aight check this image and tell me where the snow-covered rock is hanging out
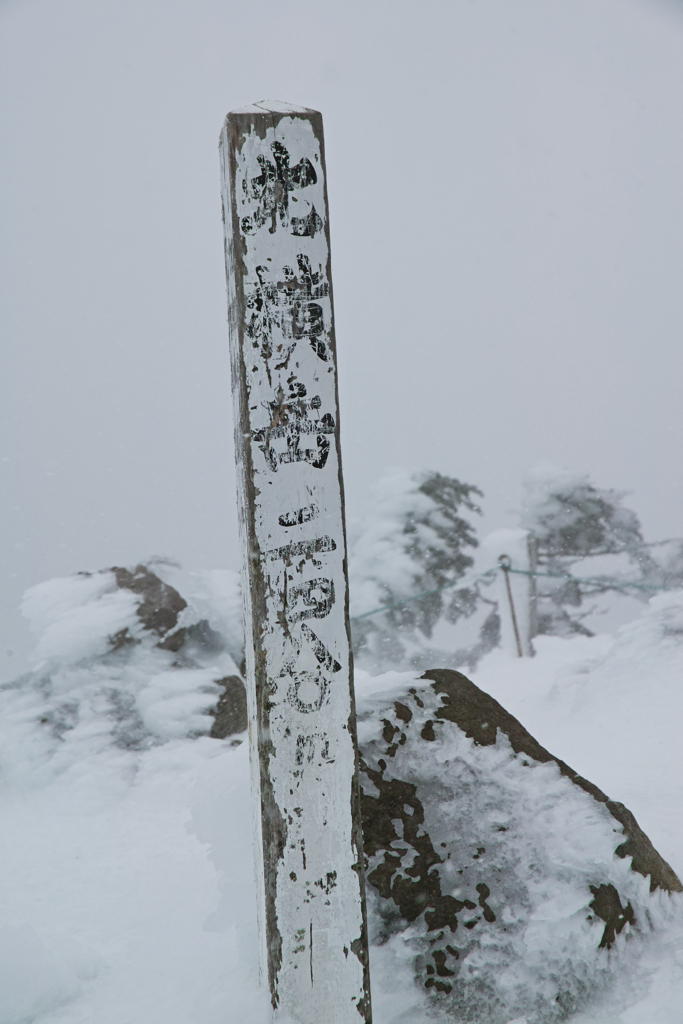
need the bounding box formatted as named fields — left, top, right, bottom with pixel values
left=356, top=667, right=682, bottom=1024
left=1, top=565, right=246, bottom=789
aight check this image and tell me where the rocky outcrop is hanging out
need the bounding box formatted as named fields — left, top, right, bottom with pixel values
left=16, top=565, right=248, bottom=757
left=110, top=565, right=248, bottom=740
left=111, top=564, right=228, bottom=659
left=356, top=668, right=681, bottom=1023
left=422, top=669, right=681, bottom=895
left=113, top=564, right=188, bottom=640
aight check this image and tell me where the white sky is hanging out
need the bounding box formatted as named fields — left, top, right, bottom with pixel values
left=2, top=0, right=683, bottom=679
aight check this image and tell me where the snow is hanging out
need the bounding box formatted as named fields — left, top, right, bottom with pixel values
left=22, top=574, right=143, bottom=668
left=1, top=576, right=682, bottom=1023
left=0, top=738, right=265, bottom=1024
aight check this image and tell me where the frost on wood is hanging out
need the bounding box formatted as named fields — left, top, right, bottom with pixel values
left=356, top=668, right=681, bottom=1024
left=220, top=103, right=370, bottom=1022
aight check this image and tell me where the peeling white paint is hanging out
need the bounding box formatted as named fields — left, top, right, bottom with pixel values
left=220, top=107, right=370, bottom=1023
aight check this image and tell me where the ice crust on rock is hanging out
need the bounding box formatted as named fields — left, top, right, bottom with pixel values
left=355, top=668, right=682, bottom=1024
left=2, top=565, right=247, bottom=786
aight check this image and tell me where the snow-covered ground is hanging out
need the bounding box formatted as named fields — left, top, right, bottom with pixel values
left=1, top=582, right=682, bottom=1023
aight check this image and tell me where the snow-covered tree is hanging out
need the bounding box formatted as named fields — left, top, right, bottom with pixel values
left=520, top=467, right=667, bottom=636
left=643, top=538, right=683, bottom=593
left=349, top=469, right=496, bottom=672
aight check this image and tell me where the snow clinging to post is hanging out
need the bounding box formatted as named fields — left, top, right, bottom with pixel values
left=219, top=102, right=371, bottom=1023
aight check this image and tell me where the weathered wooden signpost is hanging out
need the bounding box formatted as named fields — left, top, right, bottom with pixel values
left=219, top=102, right=372, bottom=1023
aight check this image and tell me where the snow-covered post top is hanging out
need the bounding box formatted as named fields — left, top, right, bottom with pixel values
left=219, top=102, right=371, bottom=1024
left=481, top=529, right=537, bottom=657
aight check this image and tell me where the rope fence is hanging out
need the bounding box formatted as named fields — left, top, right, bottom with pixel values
left=349, top=561, right=668, bottom=624
left=349, top=567, right=498, bottom=622
left=504, top=566, right=662, bottom=592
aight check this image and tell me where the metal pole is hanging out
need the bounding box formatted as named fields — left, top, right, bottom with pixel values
left=499, top=555, right=523, bottom=658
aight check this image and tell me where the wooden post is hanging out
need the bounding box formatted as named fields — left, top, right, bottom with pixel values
left=219, top=102, right=371, bottom=1024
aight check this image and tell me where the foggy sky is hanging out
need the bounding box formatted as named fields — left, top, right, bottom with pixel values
left=2, top=0, right=683, bottom=679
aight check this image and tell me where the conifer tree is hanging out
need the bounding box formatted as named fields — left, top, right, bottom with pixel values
left=520, top=467, right=667, bottom=635
left=349, top=469, right=494, bottom=671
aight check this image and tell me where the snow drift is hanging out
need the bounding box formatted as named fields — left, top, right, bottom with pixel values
left=1, top=567, right=682, bottom=1023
